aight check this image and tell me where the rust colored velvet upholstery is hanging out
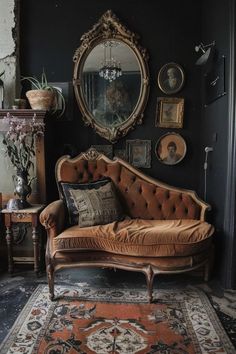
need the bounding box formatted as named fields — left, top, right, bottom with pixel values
left=40, top=149, right=215, bottom=302
left=53, top=219, right=214, bottom=257
left=57, top=159, right=202, bottom=221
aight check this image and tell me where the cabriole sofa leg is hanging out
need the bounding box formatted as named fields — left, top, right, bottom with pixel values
left=204, top=247, right=214, bottom=281
left=145, top=267, right=155, bottom=303
left=204, top=260, right=210, bottom=282
left=47, top=263, right=55, bottom=301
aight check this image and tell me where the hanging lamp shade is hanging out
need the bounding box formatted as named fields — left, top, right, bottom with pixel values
left=195, top=41, right=215, bottom=66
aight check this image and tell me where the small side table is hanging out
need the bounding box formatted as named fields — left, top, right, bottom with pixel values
left=2, top=204, right=44, bottom=276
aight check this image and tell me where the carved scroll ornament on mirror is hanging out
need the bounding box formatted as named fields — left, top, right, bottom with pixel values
left=73, top=10, right=149, bottom=143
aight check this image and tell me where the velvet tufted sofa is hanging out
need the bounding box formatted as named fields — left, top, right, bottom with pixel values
left=40, top=148, right=214, bottom=302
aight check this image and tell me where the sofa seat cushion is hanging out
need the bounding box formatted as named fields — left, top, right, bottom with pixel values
left=53, top=219, right=214, bottom=257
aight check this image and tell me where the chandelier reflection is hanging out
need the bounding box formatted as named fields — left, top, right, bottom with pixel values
left=99, top=41, right=122, bottom=82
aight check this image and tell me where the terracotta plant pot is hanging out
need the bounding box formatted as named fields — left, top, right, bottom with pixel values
left=26, top=89, right=54, bottom=110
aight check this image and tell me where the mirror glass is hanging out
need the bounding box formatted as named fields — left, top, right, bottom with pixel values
left=82, top=40, right=141, bottom=128
left=73, top=10, right=149, bottom=142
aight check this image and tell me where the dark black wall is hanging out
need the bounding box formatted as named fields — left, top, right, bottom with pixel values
left=19, top=0, right=235, bottom=286
left=199, top=0, right=234, bottom=287
left=20, top=0, right=202, bottom=189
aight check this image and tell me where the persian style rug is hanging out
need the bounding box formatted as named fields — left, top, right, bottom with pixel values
left=0, top=285, right=235, bottom=354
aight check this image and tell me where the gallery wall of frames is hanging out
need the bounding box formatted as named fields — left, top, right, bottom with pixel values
left=71, top=10, right=188, bottom=170
left=90, top=59, right=186, bottom=168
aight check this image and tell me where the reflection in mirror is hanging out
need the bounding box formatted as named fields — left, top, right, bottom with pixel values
left=73, top=10, right=149, bottom=142
left=82, top=40, right=141, bottom=128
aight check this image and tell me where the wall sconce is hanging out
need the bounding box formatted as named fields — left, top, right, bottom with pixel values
left=195, top=41, right=215, bottom=66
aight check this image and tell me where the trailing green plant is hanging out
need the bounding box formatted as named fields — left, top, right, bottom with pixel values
left=21, top=71, right=66, bottom=117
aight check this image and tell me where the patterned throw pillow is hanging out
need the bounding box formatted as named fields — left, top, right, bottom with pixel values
left=60, top=178, right=123, bottom=227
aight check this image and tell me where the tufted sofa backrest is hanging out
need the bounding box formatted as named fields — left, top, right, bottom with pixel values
left=56, top=149, right=210, bottom=221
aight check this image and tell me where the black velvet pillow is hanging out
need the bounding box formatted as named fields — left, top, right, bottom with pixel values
left=60, top=178, right=123, bottom=227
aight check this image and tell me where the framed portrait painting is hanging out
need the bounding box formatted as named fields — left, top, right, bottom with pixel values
left=156, top=97, right=184, bottom=128
left=126, top=139, right=151, bottom=168
left=158, top=62, right=185, bottom=95
left=155, top=132, right=186, bottom=165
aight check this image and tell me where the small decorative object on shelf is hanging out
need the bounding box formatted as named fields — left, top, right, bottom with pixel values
left=2, top=113, right=45, bottom=209
left=14, top=98, right=27, bottom=109
left=0, top=70, right=4, bottom=109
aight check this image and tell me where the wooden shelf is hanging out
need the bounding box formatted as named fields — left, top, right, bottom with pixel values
left=0, top=109, right=47, bottom=120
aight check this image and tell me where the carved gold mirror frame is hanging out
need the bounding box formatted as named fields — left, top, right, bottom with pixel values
left=73, top=10, right=149, bottom=143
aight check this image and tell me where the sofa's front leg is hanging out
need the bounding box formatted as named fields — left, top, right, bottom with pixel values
left=145, top=266, right=155, bottom=303
left=47, top=261, right=55, bottom=301
left=204, top=246, right=214, bottom=281
left=204, top=260, right=210, bottom=282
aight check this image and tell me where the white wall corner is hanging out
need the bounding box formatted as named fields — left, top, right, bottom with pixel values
left=0, top=0, right=20, bottom=108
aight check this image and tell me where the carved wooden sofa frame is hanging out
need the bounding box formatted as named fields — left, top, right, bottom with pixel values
left=40, top=148, right=214, bottom=302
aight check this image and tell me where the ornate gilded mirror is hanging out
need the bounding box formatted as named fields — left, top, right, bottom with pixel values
left=73, top=10, right=149, bottom=142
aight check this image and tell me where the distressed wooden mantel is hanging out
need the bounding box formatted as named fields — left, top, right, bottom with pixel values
left=0, top=109, right=47, bottom=120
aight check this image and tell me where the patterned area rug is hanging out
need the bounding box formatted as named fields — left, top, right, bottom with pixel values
left=210, top=290, right=236, bottom=348
left=0, top=285, right=235, bottom=354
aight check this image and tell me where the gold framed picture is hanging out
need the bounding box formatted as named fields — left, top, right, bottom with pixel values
left=157, top=62, right=185, bottom=94
left=126, top=139, right=151, bottom=168
left=155, top=97, right=184, bottom=128
left=155, top=132, right=187, bottom=165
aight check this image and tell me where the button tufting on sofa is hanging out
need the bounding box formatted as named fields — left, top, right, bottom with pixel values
left=40, top=148, right=215, bottom=303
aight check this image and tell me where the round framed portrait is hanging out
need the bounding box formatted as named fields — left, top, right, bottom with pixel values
left=157, top=62, right=185, bottom=94
left=155, top=132, right=187, bottom=165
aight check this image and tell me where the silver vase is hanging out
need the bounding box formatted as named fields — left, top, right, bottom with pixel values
left=13, top=169, right=32, bottom=209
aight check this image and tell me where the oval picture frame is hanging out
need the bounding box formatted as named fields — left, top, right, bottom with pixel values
left=157, top=62, right=185, bottom=94
left=155, top=132, right=187, bottom=165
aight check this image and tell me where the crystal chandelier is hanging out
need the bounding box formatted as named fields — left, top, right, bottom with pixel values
left=99, top=41, right=122, bottom=82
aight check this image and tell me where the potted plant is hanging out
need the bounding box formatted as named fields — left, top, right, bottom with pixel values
left=21, top=71, right=66, bottom=116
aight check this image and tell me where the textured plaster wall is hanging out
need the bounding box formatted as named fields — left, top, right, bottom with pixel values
left=0, top=0, right=19, bottom=108
left=0, top=0, right=19, bottom=192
